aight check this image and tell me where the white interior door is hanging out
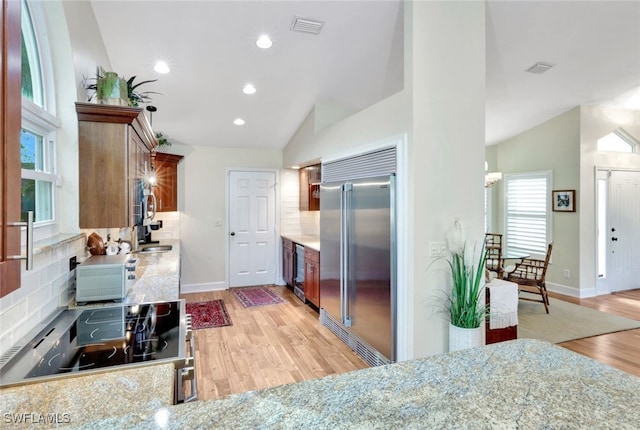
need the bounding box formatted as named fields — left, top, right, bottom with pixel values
left=228, top=170, right=277, bottom=287
left=608, top=170, right=640, bottom=292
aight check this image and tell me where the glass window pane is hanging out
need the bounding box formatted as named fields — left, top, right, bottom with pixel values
left=21, top=32, right=34, bottom=100
left=21, top=0, right=43, bottom=106
left=21, top=128, right=44, bottom=170
left=21, top=179, right=53, bottom=222
left=504, top=172, right=551, bottom=258
left=596, top=178, right=607, bottom=278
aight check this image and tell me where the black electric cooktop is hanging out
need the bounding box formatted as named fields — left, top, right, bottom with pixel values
left=0, top=300, right=186, bottom=387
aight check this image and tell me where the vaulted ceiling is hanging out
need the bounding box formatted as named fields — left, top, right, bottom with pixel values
left=90, top=0, right=640, bottom=150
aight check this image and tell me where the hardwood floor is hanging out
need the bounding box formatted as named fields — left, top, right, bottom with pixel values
left=181, top=286, right=368, bottom=401
left=551, top=289, right=640, bottom=378
left=181, top=287, right=640, bottom=402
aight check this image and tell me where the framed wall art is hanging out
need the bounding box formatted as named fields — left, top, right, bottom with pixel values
left=552, top=190, right=576, bottom=212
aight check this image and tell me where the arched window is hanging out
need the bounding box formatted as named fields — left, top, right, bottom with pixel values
left=20, top=0, right=60, bottom=237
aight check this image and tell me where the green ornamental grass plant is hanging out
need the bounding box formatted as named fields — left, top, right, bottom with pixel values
left=447, top=243, right=488, bottom=329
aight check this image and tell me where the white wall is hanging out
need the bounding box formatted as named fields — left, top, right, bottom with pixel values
left=283, top=1, right=486, bottom=359
left=491, top=105, right=640, bottom=298
left=409, top=1, right=485, bottom=358
left=62, top=0, right=112, bottom=103
left=493, top=108, right=581, bottom=293
left=0, top=0, right=102, bottom=355
left=579, top=105, right=640, bottom=296
left=177, top=146, right=282, bottom=291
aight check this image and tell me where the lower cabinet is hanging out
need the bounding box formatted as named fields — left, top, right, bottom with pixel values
left=304, top=248, right=320, bottom=307
left=282, top=239, right=295, bottom=287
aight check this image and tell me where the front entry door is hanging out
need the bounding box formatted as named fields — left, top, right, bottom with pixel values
left=608, top=170, right=640, bottom=292
left=228, top=170, right=277, bottom=287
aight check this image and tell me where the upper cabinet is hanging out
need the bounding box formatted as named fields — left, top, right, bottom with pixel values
left=76, top=103, right=156, bottom=228
left=152, top=152, right=183, bottom=212
left=299, top=164, right=321, bottom=211
left=1, top=0, right=23, bottom=297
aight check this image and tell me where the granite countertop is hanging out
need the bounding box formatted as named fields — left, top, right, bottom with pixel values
left=282, top=234, right=320, bottom=252
left=126, top=239, right=181, bottom=303
left=69, top=239, right=181, bottom=308
left=0, top=363, right=175, bottom=429
left=71, top=339, right=640, bottom=429
left=0, top=240, right=183, bottom=428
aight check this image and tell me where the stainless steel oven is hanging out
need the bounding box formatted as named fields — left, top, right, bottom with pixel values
left=175, top=314, right=197, bottom=403
left=0, top=300, right=197, bottom=404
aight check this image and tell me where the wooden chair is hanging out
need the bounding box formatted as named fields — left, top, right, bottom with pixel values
left=484, top=233, right=504, bottom=280
left=507, top=243, right=553, bottom=313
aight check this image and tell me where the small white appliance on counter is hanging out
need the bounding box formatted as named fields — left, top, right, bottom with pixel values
left=75, top=254, right=136, bottom=303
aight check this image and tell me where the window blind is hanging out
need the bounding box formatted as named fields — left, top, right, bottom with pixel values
left=504, top=172, right=551, bottom=258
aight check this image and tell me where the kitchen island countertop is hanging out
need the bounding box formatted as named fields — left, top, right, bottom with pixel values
left=71, top=339, right=640, bottom=429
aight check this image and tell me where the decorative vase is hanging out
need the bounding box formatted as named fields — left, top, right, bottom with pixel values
left=97, top=72, right=128, bottom=106
left=449, top=323, right=483, bottom=352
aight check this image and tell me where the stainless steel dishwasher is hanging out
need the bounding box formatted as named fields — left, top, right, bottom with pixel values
left=294, top=243, right=305, bottom=302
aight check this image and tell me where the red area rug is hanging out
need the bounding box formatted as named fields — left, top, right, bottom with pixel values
left=186, top=299, right=232, bottom=330
left=232, top=286, right=285, bottom=308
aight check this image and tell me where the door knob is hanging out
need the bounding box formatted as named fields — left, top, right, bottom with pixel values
left=611, top=227, right=616, bottom=232
left=230, top=232, right=235, bottom=236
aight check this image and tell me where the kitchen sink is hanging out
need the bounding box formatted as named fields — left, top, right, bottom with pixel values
left=134, top=245, right=173, bottom=253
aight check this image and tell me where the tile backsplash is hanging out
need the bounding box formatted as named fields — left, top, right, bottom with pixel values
left=0, top=234, right=85, bottom=355
left=280, top=169, right=320, bottom=236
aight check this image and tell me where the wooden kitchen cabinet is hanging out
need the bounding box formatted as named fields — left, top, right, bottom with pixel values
left=76, top=102, right=156, bottom=228
left=299, top=164, right=321, bottom=211
left=1, top=0, right=23, bottom=297
left=152, top=152, right=183, bottom=212
left=282, top=238, right=295, bottom=287
left=304, top=248, right=320, bottom=307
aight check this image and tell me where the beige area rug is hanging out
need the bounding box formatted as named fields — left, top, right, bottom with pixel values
left=517, top=296, right=640, bottom=343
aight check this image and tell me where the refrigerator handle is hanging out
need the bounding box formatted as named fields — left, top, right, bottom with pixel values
left=343, top=182, right=352, bottom=328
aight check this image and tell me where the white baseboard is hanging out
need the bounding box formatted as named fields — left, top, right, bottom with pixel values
left=546, top=282, right=597, bottom=298
left=180, top=281, right=227, bottom=294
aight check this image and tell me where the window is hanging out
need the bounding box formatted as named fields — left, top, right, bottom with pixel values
left=504, top=171, right=552, bottom=259
left=597, top=128, right=638, bottom=153
left=596, top=171, right=608, bottom=279
left=20, top=0, right=59, bottom=230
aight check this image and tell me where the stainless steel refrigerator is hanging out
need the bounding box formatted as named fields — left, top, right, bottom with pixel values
left=320, top=175, right=396, bottom=366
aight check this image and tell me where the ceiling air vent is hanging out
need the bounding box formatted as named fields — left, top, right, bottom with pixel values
left=290, top=16, right=325, bottom=35
left=525, top=62, right=555, bottom=74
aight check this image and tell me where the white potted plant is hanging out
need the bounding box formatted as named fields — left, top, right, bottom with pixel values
left=445, top=223, right=488, bottom=352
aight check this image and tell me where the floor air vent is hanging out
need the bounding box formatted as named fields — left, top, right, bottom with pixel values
left=320, top=308, right=392, bottom=367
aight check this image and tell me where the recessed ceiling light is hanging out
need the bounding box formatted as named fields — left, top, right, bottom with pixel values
left=256, top=35, right=272, bottom=49
left=154, top=61, right=170, bottom=74
left=243, top=84, right=256, bottom=95
left=233, top=118, right=245, bottom=126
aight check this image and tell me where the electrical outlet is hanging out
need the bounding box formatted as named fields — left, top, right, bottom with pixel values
left=69, top=256, right=77, bottom=272
left=429, top=242, right=447, bottom=257
left=563, top=269, right=570, bottom=278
